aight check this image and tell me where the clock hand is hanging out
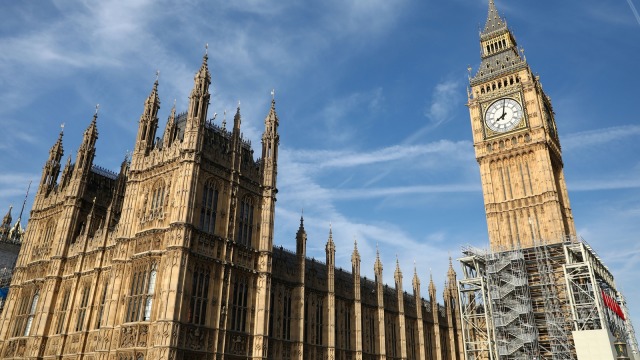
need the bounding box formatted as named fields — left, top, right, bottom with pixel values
left=497, top=112, right=507, bottom=121
left=501, top=99, right=506, bottom=118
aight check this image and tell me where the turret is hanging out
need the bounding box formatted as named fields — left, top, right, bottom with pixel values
left=1, top=206, right=12, bottom=231
left=162, top=102, right=177, bottom=148
left=374, top=246, right=383, bottom=283
left=261, top=97, right=279, bottom=189
left=183, top=52, right=210, bottom=151
left=135, top=79, right=160, bottom=154
left=296, top=215, right=307, bottom=281
left=351, top=238, right=361, bottom=275
left=39, top=128, right=64, bottom=193
left=413, top=265, right=427, bottom=360
left=325, top=225, right=336, bottom=267
left=74, top=110, right=98, bottom=180
left=394, top=257, right=403, bottom=289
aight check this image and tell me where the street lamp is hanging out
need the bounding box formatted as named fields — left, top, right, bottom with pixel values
left=614, top=332, right=630, bottom=360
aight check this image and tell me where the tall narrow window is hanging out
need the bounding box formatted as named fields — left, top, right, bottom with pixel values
left=200, top=181, right=219, bottom=234
left=268, top=291, right=275, bottom=336
left=344, top=305, right=351, bottom=349
left=189, top=266, right=210, bottom=325
left=56, top=289, right=71, bottom=334
left=150, top=182, right=165, bottom=216
left=230, top=277, right=249, bottom=332
left=95, top=281, right=109, bottom=329
left=143, top=266, right=157, bottom=321
left=237, top=198, right=254, bottom=247
left=76, top=285, right=90, bottom=331
left=23, top=292, right=39, bottom=336
left=315, top=298, right=323, bottom=345
left=125, top=262, right=158, bottom=322
left=283, top=290, right=292, bottom=340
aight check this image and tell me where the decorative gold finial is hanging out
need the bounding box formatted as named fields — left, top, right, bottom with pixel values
left=205, top=43, right=209, bottom=55
left=95, top=104, right=100, bottom=115
left=271, top=89, right=275, bottom=101
left=60, top=123, right=65, bottom=132
left=155, top=70, right=160, bottom=82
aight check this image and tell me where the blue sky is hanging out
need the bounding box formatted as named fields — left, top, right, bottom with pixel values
left=1, top=0, right=639, bottom=324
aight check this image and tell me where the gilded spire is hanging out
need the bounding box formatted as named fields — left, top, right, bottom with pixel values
left=483, top=0, right=506, bottom=34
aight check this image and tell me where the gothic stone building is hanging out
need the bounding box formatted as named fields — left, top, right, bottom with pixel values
left=0, top=54, right=464, bottom=360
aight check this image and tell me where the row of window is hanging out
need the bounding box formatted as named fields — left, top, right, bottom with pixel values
left=199, top=181, right=255, bottom=247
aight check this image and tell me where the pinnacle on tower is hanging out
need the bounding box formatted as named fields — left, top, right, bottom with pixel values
left=483, top=0, right=507, bottom=35
left=374, top=243, right=383, bottom=277
left=412, top=262, right=421, bottom=289
left=394, top=255, right=403, bottom=282
left=1, top=205, right=12, bottom=229
left=429, top=271, right=436, bottom=297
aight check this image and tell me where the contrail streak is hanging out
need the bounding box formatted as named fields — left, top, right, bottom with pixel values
left=627, top=0, right=640, bottom=25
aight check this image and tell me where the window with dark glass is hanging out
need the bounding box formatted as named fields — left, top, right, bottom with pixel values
left=56, top=289, right=71, bottom=334
left=315, top=298, right=323, bottom=345
left=189, top=266, right=210, bottom=325
left=200, top=182, right=219, bottom=234
left=95, top=281, right=109, bottom=329
left=237, top=198, right=254, bottom=247
left=283, top=290, right=292, bottom=340
left=230, top=277, right=249, bottom=332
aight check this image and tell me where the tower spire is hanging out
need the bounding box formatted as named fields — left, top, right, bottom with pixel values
left=483, top=0, right=506, bottom=35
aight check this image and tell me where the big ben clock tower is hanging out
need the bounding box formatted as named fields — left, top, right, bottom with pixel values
left=468, top=0, right=576, bottom=250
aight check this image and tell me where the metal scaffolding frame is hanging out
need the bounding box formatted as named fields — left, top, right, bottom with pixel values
left=530, top=242, right=574, bottom=360
left=485, top=249, right=539, bottom=360
left=459, top=246, right=496, bottom=360
left=619, top=292, right=640, bottom=359
left=459, top=238, right=640, bottom=360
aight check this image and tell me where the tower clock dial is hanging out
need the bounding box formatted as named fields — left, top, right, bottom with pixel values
left=485, top=98, right=524, bottom=133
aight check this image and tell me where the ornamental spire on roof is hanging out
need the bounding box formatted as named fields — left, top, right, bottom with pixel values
left=483, top=0, right=507, bottom=34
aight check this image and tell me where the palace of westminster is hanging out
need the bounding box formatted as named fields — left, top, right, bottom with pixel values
left=0, top=1, right=638, bottom=360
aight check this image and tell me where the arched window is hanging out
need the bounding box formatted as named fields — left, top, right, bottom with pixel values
left=23, top=291, right=39, bottom=336
left=55, top=288, right=71, bottom=334
left=75, top=284, right=91, bottom=331
left=125, top=262, right=158, bottom=322
left=150, top=181, right=166, bottom=216
left=230, top=276, right=249, bottom=332
left=200, top=181, right=219, bottom=234
left=189, top=266, right=210, bottom=325
left=237, top=197, right=254, bottom=247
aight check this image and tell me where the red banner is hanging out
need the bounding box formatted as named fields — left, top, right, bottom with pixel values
left=601, top=289, right=625, bottom=320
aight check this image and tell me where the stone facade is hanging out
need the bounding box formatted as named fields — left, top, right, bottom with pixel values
left=0, top=53, right=463, bottom=360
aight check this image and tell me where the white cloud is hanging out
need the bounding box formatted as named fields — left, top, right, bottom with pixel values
left=563, top=125, right=640, bottom=151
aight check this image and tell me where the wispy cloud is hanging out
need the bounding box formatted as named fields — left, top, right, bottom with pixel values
left=627, top=0, right=640, bottom=26
left=563, top=125, right=640, bottom=151
left=290, top=140, right=471, bottom=169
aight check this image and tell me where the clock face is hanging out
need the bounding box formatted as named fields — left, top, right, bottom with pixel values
left=485, top=98, right=524, bottom=133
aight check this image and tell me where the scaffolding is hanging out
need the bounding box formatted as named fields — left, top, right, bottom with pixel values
left=619, top=292, right=640, bottom=359
left=459, top=246, right=496, bottom=360
left=530, top=242, right=574, bottom=360
left=485, top=249, right=539, bottom=359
